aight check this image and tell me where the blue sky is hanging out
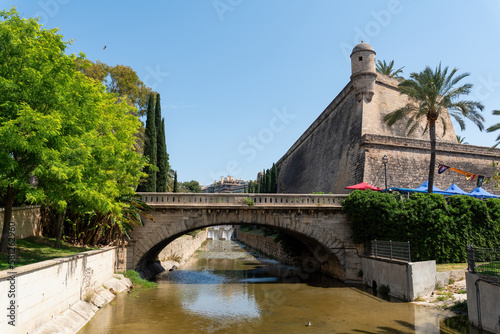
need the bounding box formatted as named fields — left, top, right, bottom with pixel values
left=6, top=1, right=500, bottom=185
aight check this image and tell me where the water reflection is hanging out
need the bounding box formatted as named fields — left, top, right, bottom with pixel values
left=78, top=240, right=466, bottom=334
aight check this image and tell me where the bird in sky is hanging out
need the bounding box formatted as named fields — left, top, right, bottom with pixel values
left=103, top=45, right=107, bottom=50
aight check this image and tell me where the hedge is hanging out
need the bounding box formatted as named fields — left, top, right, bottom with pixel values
left=342, top=190, right=500, bottom=263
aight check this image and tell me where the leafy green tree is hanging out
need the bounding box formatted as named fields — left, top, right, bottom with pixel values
left=0, top=8, right=74, bottom=252
left=0, top=8, right=147, bottom=250
left=138, top=93, right=157, bottom=192
left=76, top=60, right=152, bottom=116
left=181, top=180, right=202, bottom=193
left=376, top=60, right=404, bottom=78
left=155, top=94, right=169, bottom=192
left=383, top=64, right=484, bottom=193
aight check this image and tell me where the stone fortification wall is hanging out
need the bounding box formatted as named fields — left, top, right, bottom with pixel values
left=0, top=206, right=41, bottom=239
left=277, top=73, right=499, bottom=194
left=238, top=232, right=294, bottom=264
left=0, top=247, right=124, bottom=334
left=363, top=134, right=500, bottom=193
left=158, top=229, right=208, bottom=266
left=277, top=84, right=366, bottom=194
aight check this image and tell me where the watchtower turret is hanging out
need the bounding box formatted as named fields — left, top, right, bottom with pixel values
left=350, top=42, right=377, bottom=102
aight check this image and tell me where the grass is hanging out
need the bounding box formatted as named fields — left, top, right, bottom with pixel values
left=436, top=263, right=468, bottom=272
left=0, top=236, right=97, bottom=271
left=475, top=261, right=500, bottom=276
left=122, top=270, right=157, bottom=288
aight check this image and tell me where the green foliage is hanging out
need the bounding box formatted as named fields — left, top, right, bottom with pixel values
left=0, top=236, right=95, bottom=270
left=243, top=198, right=255, bottom=206
left=180, top=180, right=202, bottom=193
left=156, top=106, right=169, bottom=192
left=124, top=270, right=158, bottom=288
left=0, top=9, right=148, bottom=251
left=138, top=93, right=157, bottom=192
left=343, top=190, right=500, bottom=263
left=173, top=171, right=178, bottom=193
left=376, top=60, right=404, bottom=78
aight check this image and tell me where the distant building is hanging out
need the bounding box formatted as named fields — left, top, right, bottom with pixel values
left=203, top=176, right=248, bottom=193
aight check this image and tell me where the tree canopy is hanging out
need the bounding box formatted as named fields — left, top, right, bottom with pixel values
left=0, top=8, right=147, bottom=251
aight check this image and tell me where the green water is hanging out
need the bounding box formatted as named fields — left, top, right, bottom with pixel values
left=78, top=240, right=467, bottom=333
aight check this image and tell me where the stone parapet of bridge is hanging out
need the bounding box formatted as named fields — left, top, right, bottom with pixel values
left=137, top=192, right=347, bottom=208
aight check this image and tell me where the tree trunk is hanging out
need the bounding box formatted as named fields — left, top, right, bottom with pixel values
left=54, top=208, right=67, bottom=248
left=428, top=120, right=437, bottom=194
left=0, top=186, right=16, bottom=254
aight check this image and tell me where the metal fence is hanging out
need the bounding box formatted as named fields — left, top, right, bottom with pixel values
left=370, top=240, right=411, bottom=262
left=467, top=245, right=500, bottom=276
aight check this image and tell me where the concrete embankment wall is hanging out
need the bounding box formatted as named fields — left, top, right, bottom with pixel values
left=466, top=272, right=500, bottom=334
left=0, top=206, right=41, bottom=239
left=361, top=256, right=436, bottom=301
left=0, top=247, right=121, bottom=334
left=158, top=229, right=208, bottom=267
left=238, top=232, right=294, bottom=264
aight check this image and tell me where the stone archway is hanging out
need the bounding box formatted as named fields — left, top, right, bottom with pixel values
left=127, top=204, right=362, bottom=282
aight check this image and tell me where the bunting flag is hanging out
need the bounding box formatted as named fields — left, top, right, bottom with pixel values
left=477, top=175, right=485, bottom=187
left=438, top=163, right=493, bottom=183
left=449, top=167, right=474, bottom=178
left=438, top=164, right=450, bottom=174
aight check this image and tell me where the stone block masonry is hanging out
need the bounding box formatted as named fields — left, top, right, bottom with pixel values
left=238, top=232, right=294, bottom=265
left=0, top=206, right=41, bottom=239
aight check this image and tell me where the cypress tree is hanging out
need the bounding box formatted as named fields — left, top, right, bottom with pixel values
left=138, top=93, right=156, bottom=192
left=173, top=170, right=178, bottom=193
left=155, top=93, right=169, bottom=192
left=266, top=169, right=271, bottom=193
left=271, top=163, right=278, bottom=193
left=261, top=169, right=267, bottom=193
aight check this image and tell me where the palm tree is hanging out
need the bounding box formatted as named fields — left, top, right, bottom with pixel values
left=486, top=110, right=500, bottom=148
left=376, top=60, right=404, bottom=78
left=384, top=64, right=484, bottom=193
left=456, top=135, right=469, bottom=144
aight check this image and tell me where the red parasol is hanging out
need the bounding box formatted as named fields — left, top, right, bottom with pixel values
left=345, top=182, right=383, bottom=191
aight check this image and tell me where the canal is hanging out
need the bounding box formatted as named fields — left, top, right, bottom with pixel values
left=79, top=240, right=462, bottom=333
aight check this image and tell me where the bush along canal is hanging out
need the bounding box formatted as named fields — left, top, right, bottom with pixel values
left=78, top=240, right=469, bottom=333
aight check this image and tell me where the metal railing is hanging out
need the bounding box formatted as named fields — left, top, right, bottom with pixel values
left=370, top=240, right=411, bottom=262
left=467, top=245, right=500, bottom=276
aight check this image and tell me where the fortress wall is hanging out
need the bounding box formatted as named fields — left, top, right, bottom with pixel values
left=277, top=85, right=366, bottom=194
left=362, top=135, right=500, bottom=193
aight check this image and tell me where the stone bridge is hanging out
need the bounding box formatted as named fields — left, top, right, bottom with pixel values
left=122, top=193, right=363, bottom=282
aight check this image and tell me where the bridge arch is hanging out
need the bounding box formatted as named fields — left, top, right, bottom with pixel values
left=128, top=193, right=362, bottom=282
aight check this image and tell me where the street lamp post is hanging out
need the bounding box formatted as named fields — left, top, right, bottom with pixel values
left=382, top=155, right=388, bottom=190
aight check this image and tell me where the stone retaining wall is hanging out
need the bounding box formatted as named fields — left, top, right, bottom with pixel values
left=158, top=229, right=208, bottom=267
left=361, top=256, right=436, bottom=301
left=238, top=231, right=294, bottom=264
left=466, top=272, right=500, bottom=333
left=0, top=247, right=120, bottom=334
left=0, top=206, right=41, bottom=239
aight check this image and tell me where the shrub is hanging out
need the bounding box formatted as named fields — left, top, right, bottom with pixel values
left=342, top=191, right=500, bottom=263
